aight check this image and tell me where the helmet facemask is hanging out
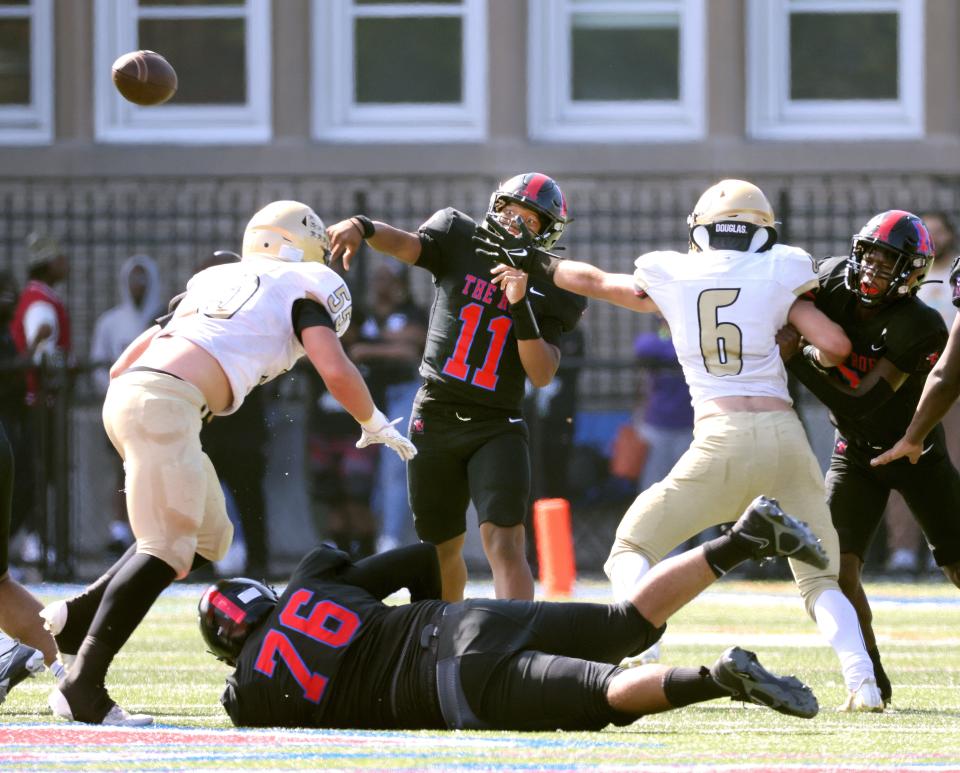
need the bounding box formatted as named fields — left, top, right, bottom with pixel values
left=487, top=173, right=569, bottom=251
left=198, top=578, right=279, bottom=666
left=844, top=210, right=934, bottom=307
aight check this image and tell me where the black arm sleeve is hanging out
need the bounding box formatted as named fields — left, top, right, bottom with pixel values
left=788, top=352, right=896, bottom=420
left=338, top=543, right=442, bottom=602
left=292, top=298, right=336, bottom=344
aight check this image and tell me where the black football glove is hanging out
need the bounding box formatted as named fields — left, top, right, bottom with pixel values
left=473, top=213, right=536, bottom=269
left=472, top=214, right=561, bottom=280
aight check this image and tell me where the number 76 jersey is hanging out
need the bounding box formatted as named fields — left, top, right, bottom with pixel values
left=633, top=244, right=819, bottom=409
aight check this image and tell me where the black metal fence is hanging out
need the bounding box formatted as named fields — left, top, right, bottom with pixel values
left=3, top=173, right=958, bottom=578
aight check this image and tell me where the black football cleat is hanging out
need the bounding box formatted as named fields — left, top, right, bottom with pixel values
left=0, top=636, right=45, bottom=704
left=710, top=646, right=819, bottom=719
left=730, top=496, right=829, bottom=569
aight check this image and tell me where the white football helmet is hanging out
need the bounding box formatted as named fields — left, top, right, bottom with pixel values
left=241, top=201, right=331, bottom=265
left=687, top=179, right=778, bottom=253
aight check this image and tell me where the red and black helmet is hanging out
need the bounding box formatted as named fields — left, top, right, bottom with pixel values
left=488, top=173, right=570, bottom=250
left=198, top=578, right=278, bottom=666
left=845, top=210, right=935, bottom=307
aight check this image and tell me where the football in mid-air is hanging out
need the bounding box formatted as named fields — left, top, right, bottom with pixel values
left=111, top=50, right=178, bottom=106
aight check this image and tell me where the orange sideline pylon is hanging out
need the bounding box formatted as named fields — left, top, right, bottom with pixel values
left=533, top=498, right=576, bottom=597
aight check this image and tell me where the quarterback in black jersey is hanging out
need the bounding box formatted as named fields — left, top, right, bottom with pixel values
left=780, top=210, right=960, bottom=706
left=201, top=496, right=831, bottom=730
left=327, top=174, right=585, bottom=601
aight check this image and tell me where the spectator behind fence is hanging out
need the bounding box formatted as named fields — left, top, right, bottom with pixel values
left=0, top=272, right=44, bottom=548
left=9, top=233, right=71, bottom=566
left=89, top=254, right=164, bottom=557
left=633, top=318, right=694, bottom=494
left=0, top=269, right=69, bottom=701
left=528, top=325, right=584, bottom=503
left=348, top=262, right=428, bottom=552
left=306, top=262, right=380, bottom=560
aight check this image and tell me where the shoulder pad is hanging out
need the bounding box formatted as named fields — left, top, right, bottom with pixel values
left=419, top=208, right=476, bottom=239
left=300, top=265, right=353, bottom=337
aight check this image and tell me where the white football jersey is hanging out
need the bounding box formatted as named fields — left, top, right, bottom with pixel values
left=161, top=256, right=352, bottom=415
left=633, top=244, right=818, bottom=408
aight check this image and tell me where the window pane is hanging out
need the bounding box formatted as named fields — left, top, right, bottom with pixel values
left=790, top=12, right=898, bottom=100
left=139, top=18, right=246, bottom=104
left=355, top=17, right=461, bottom=103
left=571, top=13, right=679, bottom=101
left=138, top=1, right=241, bottom=6
left=0, top=18, right=29, bottom=105
left=355, top=1, right=460, bottom=5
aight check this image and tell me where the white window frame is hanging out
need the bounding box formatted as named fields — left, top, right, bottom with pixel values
left=528, top=0, right=705, bottom=143
left=747, top=0, right=924, bottom=140
left=0, top=0, right=53, bottom=145
left=312, top=0, right=487, bottom=143
left=94, top=0, right=271, bottom=145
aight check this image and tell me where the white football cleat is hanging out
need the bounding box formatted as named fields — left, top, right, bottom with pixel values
left=838, top=677, right=884, bottom=712
left=49, top=687, right=153, bottom=727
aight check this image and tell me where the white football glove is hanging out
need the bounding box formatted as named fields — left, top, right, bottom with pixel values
left=357, top=409, right=417, bottom=461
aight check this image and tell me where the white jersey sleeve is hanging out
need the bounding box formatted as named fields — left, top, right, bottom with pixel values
left=164, top=257, right=353, bottom=414
left=632, top=244, right=818, bottom=408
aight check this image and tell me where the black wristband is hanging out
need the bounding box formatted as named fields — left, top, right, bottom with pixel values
left=509, top=297, right=542, bottom=340
left=352, top=215, right=376, bottom=239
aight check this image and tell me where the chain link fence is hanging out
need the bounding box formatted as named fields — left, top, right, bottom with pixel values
left=2, top=173, right=958, bottom=578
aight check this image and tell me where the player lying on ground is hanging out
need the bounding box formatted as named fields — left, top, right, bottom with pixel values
left=200, top=496, right=825, bottom=730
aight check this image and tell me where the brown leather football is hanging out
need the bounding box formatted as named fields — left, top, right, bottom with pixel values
left=111, top=50, right=178, bottom=106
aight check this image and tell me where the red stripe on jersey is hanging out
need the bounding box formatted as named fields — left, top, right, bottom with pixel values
left=210, top=590, right=246, bottom=623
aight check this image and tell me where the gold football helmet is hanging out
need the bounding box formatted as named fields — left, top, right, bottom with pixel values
left=688, top=180, right=777, bottom=253
left=241, top=201, right=331, bottom=265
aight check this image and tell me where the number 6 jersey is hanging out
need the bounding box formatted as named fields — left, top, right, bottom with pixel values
left=161, top=256, right=352, bottom=415
left=633, top=244, right=819, bottom=409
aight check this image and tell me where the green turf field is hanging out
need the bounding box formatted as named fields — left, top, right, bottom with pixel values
left=2, top=578, right=959, bottom=771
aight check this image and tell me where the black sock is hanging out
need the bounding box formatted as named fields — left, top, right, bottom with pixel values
left=867, top=646, right=892, bottom=702
left=58, top=543, right=138, bottom=655
left=189, top=552, right=211, bottom=573
left=702, top=532, right=755, bottom=577
left=67, top=553, right=176, bottom=690
left=662, top=666, right=730, bottom=707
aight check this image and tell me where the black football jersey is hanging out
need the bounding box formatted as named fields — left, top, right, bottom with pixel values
left=813, top=256, right=948, bottom=447
left=415, top=208, right=586, bottom=412
left=221, top=545, right=446, bottom=729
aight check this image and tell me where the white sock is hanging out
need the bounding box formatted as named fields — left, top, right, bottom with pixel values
left=49, top=660, right=67, bottom=681
left=607, top=552, right=651, bottom=603
left=813, top=589, right=874, bottom=690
